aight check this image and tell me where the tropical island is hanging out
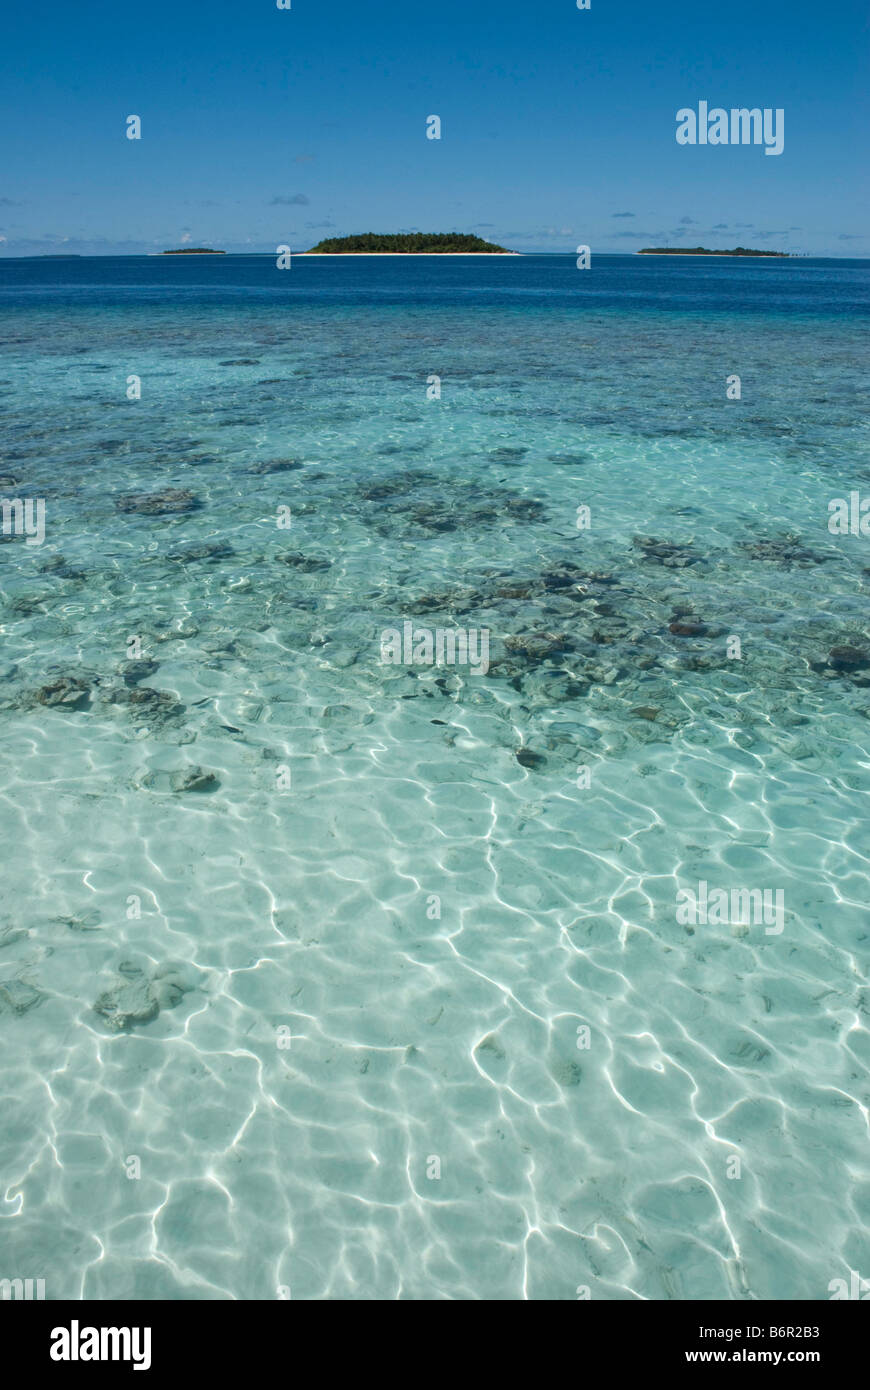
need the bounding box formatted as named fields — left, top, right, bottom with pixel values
left=638, top=246, right=789, bottom=257
left=304, top=232, right=514, bottom=254
left=161, top=247, right=226, bottom=255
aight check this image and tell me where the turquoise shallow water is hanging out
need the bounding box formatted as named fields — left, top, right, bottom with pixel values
left=0, top=253, right=868, bottom=1300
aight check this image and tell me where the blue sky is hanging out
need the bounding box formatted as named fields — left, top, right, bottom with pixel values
left=1, top=0, right=866, bottom=255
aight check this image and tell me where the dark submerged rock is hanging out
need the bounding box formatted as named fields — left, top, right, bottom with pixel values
left=516, top=748, right=547, bottom=770
left=739, top=535, right=828, bottom=567
left=547, top=453, right=590, bottom=466
left=167, top=541, right=235, bottom=563
left=119, top=659, right=159, bottom=686
left=488, top=446, right=529, bottom=462
left=35, top=676, right=91, bottom=709
left=0, top=978, right=44, bottom=1016
left=116, top=488, right=199, bottom=515
left=277, top=552, right=332, bottom=572
left=248, top=459, right=302, bottom=474
left=633, top=535, right=697, bottom=568
left=828, top=645, right=870, bottom=670
left=93, top=960, right=195, bottom=1033
left=505, top=631, right=572, bottom=662
left=169, top=765, right=220, bottom=793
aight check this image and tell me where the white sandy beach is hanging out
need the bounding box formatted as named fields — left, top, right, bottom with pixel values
left=299, top=251, right=522, bottom=256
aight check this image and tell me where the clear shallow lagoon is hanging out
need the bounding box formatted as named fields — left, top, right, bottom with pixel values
left=0, top=253, right=868, bottom=1300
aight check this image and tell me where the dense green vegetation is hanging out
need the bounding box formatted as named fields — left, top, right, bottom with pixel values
left=638, top=246, right=788, bottom=257
left=162, top=247, right=226, bottom=254
left=305, top=232, right=511, bottom=254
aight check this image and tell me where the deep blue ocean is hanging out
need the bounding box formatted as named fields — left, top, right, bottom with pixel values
left=4, top=249, right=869, bottom=310
left=0, top=252, right=868, bottom=1300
